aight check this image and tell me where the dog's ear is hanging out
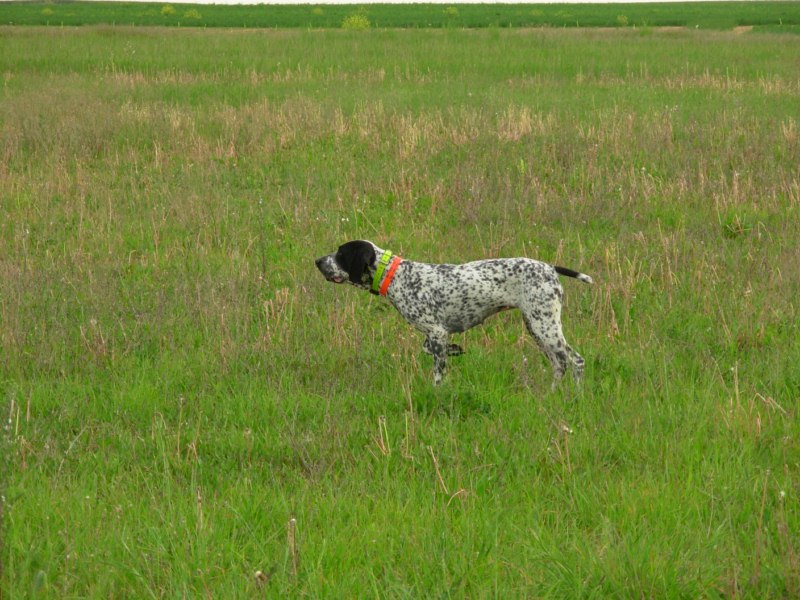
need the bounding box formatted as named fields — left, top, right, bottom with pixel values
left=336, top=241, right=376, bottom=284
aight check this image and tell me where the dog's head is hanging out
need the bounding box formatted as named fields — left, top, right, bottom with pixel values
left=315, top=240, right=378, bottom=291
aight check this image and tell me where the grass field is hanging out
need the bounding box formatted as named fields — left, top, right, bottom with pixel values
left=1, top=1, right=800, bottom=30
left=1, top=22, right=799, bottom=598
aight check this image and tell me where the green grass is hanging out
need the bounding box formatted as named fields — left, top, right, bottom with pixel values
left=2, top=24, right=800, bottom=597
left=1, top=1, right=799, bottom=30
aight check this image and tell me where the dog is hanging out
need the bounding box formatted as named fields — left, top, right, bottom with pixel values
left=315, top=240, right=592, bottom=387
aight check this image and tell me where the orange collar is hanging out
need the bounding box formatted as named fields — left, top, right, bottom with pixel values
left=378, top=255, right=402, bottom=296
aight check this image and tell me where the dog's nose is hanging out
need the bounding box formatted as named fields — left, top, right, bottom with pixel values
left=315, top=256, right=325, bottom=268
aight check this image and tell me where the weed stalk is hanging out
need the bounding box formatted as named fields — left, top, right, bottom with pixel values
left=429, top=446, right=448, bottom=495
left=287, top=517, right=299, bottom=580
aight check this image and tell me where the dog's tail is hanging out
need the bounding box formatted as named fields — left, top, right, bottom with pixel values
left=554, top=265, right=594, bottom=285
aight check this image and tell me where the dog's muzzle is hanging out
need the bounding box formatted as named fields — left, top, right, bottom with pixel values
left=315, top=255, right=345, bottom=283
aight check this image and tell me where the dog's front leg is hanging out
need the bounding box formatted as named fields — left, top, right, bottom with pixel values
left=423, top=331, right=449, bottom=385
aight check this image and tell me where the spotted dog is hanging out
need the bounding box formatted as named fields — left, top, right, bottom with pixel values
left=315, top=240, right=593, bottom=387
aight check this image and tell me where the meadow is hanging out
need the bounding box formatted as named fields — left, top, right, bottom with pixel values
left=1, top=1, right=799, bottom=30
left=1, top=23, right=799, bottom=597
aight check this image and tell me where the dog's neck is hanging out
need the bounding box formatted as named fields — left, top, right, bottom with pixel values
left=370, top=249, right=403, bottom=296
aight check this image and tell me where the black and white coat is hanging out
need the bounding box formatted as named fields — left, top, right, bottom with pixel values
left=315, top=240, right=592, bottom=387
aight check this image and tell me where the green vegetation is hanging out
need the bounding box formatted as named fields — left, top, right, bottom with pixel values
left=0, top=1, right=799, bottom=30
left=1, top=23, right=799, bottom=597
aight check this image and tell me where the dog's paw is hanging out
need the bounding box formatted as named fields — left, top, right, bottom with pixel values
left=447, top=344, right=465, bottom=356
left=422, top=341, right=464, bottom=356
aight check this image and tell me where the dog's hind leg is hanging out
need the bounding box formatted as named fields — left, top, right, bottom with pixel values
left=521, top=312, right=570, bottom=388
left=565, top=344, right=585, bottom=381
